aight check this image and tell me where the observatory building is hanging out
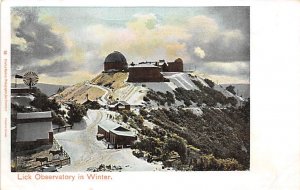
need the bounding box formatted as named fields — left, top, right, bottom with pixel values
left=102, top=51, right=184, bottom=82
left=127, top=64, right=165, bottom=82
left=103, top=51, right=128, bottom=72
left=164, top=58, right=183, bottom=72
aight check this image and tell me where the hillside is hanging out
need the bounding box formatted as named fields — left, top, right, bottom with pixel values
left=51, top=82, right=105, bottom=104
left=52, top=71, right=249, bottom=171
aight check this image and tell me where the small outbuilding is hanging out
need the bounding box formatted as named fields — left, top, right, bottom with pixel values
left=98, top=120, right=137, bottom=148
left=108, top=101, right=130, bottom=111
left=16, top=111, right=53, bottom=151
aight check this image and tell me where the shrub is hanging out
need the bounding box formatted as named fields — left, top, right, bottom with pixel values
left=122, top=114, right=129, bottom=123
left=67, top=103, right=87, bottom=125
left=226, top=85, right=236, bottom=95
left=52, top=112, right=66, bottom=126
left=145, top=90, right=175, bottom=106
left=139, top=109, right=148, bottom=117
left=164, top=135, right=187, bottom=161
left=204, top=78, right=215, bottom=88
left=192, top=154, right=243, bottom=171
left=143, top=96, right=150, bottom=102
left=30, top=89, right=60, bottom=112
left=134, top=137, right=162, bottom=156
left=84, top=101, right=101, bottom=110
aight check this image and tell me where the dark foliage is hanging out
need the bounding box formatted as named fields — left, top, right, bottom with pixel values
left=148, top=108, right=250, bottom=169
left=133, top=137, right=163, bottom=156
left=146, top=90, right=175, bottom=106
left=164, top=135, right=187, bottom=161
left=239, top=98, right=250, bottom=123
left=30, top=88, right=60, bottom=112
left=67, top=103, right=87, bottom=125
left=52, top=111, right=66, bottom=126
left=225, top=85, right=236, bottom=95
left=192, top=154, right=242, bottom=171
left=84, top=101, right=101, bottom=110
left=204, top=78, right=215, bottom=88
left=190, top=80, right=237, bottom=107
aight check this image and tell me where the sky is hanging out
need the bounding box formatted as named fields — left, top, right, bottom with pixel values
left=11, top=7, right=250, bottom=85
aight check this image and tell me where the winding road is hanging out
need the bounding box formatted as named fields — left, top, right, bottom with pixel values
left=54, top=110, right=163, bottom=171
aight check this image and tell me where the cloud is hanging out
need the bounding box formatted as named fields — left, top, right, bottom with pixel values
left=203, top=61, right=249, bottom=75
left=185, top=15, right=248, bottom=62
left=11, top=8, right=249, bottom=84
left=194, top=47, right=206, bottom=59
left=189, top=61, right=250, bottom=84
left=36, top=60, right=79, bottom=77
left=11, top=8, right=66, bottom=76
left=38, top=71, right=94, bottom=85
left=187, top=15, right=219, bottom=44
left=84, top=14, right=190, bottom=63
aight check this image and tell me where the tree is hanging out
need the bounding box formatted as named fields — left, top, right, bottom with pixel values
left=122, top=114, right=129, bottom=123
left=52, top=111, right=66, bottom=126
left=31, top=88, right=60, bottom=112
left=67, top=103, right=87, bottom=125
left=226, top=85, right=236, bottom=95
left=84, top=101, right=101, bottom=110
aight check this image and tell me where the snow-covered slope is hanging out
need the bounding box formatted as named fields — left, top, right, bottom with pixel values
left=163, top=72, right=198, bottom=90
left=54, top=110, right=164, bottom=171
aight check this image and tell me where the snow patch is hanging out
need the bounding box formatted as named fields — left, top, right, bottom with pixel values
left=164, top=73, right=198, bottom=90
left=183, top=107, right=203, bottom=116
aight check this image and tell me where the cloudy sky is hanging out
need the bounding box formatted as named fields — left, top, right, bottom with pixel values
left=11, top=7, right=249, bottom=85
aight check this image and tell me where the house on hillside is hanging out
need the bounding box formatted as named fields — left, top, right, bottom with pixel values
left=97, top=120, right=136, bottom=148
left=108, top=101, right=130, bottom=111
left=16, top=111, right=53, bottom=151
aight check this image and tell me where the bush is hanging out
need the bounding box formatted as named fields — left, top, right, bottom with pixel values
left=226, top=85, right=236, bottom=95
left=30, top=89, right=60, bottom=112
left=192, top=154, right=243, bottom=171
left=143, top=96, right=150, bottom=102
left=164, top=135, right=187, bottom=161
left=145, top=90, right=175, bottom=106
left=52, top=112, right=66, bottom=126
left=204, top=78, right=215, bottom=88
left=133, top=137, right=162, bottom=156
left=122, top=114, right=129, bottom=123
left=84, top=101, right=101, bottom=110
left=67, top=103, right=87, bottom=125
left=139, top=109, right=148, bottom=117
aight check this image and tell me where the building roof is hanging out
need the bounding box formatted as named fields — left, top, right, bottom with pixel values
left=17, top=111, right=52, bottom=120
left=98, top=120, right=120, bottom=132
left=104, top=51, right=127, bottom=64
left=109, top=101, right=130, bottom=107
left=129, top=64, right=158, bottom=68
left=111, top=128, right=136, bottom=137
left=98, top=120, right=136, bottom=137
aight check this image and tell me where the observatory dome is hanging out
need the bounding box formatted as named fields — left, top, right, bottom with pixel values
left=104, top=51, right=128, bottom=72
left=104, top=51, right=127, bottom=64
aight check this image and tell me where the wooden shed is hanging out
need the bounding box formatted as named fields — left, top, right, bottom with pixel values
left=98, top=120, right=136, bottom=148
left=16, top=111, right=53, bottom=151
left=108, top=101, right=130, bottom=111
